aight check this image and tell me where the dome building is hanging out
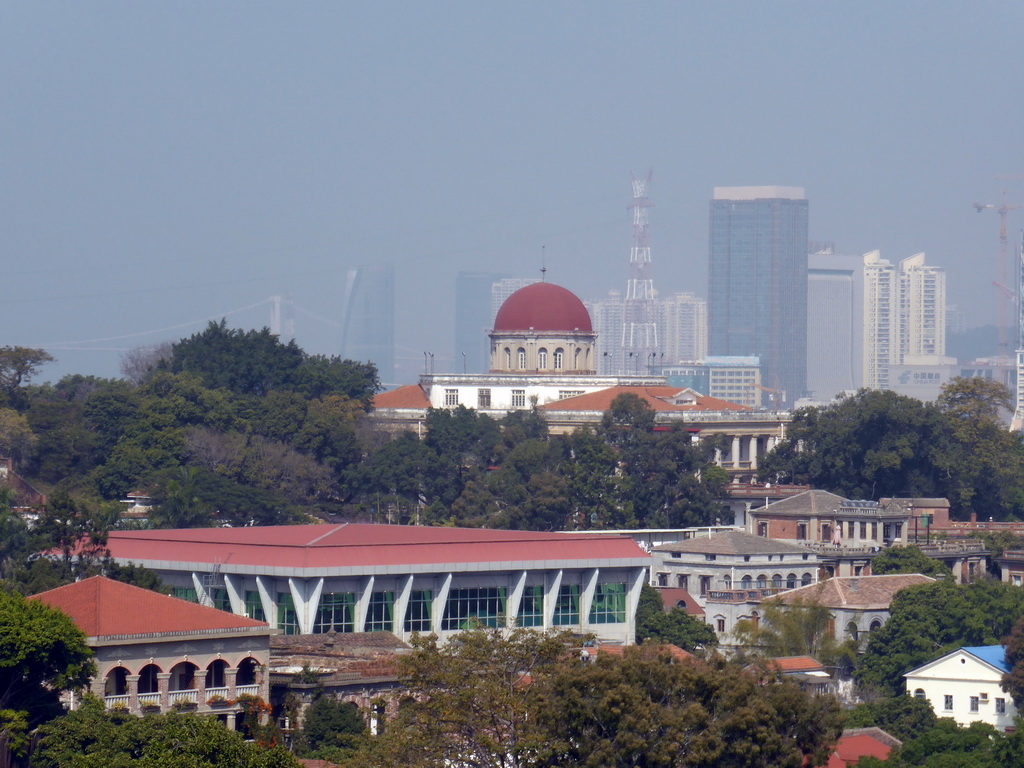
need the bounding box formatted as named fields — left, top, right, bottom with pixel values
left=488, top=282, right=597, bottom=374
left=372, top=278, right=789, bottom=481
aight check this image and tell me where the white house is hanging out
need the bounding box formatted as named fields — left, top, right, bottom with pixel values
left=904, top=646, right=1017, bottom=731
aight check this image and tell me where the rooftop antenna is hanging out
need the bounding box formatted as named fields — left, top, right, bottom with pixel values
left=540, top=246, right=547, bottom=282
left=621, top=169, right=659, bottom=373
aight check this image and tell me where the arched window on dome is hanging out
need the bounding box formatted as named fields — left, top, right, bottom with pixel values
left=504, top=348, right=511, bottom=369
left=554, top=348, right=564, bottom=370
left=538, top=348, right=548, bottom=369
left=517, top=348, right=526, bottom=370
left=574, top=348, right=581, bottom=369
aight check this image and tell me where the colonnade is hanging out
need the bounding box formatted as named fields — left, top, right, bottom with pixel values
left=712, top=434, right=783, bottom=470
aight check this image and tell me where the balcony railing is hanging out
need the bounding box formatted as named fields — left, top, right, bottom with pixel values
left=104, top=694, right=130, bottom=710
left=137, top=692, right=161, bottom=707
left=205, top=686, right=229, bottom=701
left=235, top=684, right=259, bottom=698
left=169, top=689, right=198, bottom=704
left=705, top=588, right=782, bottom=603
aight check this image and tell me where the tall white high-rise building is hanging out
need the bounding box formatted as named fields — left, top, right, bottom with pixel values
left=660, top=292, right=708, bottom=365
left=900, top=253, right=946, bottom=359
left=862, top=251, right=946, bottom=391
left=807, top=253, right=863, bottom=400
left=586, top=291, right=627, bottom=374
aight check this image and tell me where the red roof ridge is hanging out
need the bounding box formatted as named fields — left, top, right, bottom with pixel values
left=307, top=523, right=349, bottom=546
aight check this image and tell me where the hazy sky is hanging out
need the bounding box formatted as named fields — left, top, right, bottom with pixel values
left=3, top=2, right=1023, bottom=384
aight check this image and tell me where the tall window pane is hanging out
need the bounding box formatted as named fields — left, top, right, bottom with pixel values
left=553, top=584, right=580, bottom=626
left=588, top=582, right=626, bottom=624
left=313, top=592, right=355, bottom=633
left=405, top=590, right=433, bottom=632
left=367, top=591, right=394, bottom=632
left=172, top=586, right=198, bottom=603
left=442, top=587, right=507, bottom=630
left=210, top=587, right=231, bottom=612
left=244, top=591, right=265, bottom=621
left=517, top=585, right=544, bottom=627
left=277, top=592, right=299, bottom=635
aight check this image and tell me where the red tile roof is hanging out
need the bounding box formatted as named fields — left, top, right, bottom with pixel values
left=371, top=384, right=430, bottom=409
left=775, top=574, right=934, bottom=610
left=30, top=576, right=268, bottom=638
left=767, top=656, right=824, bottom=673
left=656, top=587, right=705, bottom=617
left=105, top=523, right=651, bottom=571
left=826, top=729, right=899, bottom=767
left=539, top=386, right=749, bottom=413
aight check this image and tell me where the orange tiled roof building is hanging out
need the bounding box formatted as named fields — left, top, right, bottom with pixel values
left=31, top=576, right=271, bottom=723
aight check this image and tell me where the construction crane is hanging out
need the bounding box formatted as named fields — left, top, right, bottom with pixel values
left=974, top=191, right=1022, bottom=356
left=750, top=381, right=784, bottom=410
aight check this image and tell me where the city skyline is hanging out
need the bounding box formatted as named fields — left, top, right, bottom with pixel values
left=2, top=3, right=1021, bottom=383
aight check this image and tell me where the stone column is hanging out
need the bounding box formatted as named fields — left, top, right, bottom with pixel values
left=197, top=665, right=207, bottom=708
left=157, top=672, right=171, bottom=710
left=731, top=436, right=741, bottom=469
left=749, top=436, right=759, bottom=470
left=951, top=558, right=964, bottom=585
left=127, top=674, right=140, bottom=713
left=226, top=667, right=238, bottom=701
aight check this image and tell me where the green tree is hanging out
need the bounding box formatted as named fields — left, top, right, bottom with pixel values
left=561, top=428, right=630, bottom=529
left=362, top=627, right=576, bottom=768
left=933, top=377, right=1024, bottom=519
left=541, top=645, right=843, bottom=768
left=159, top=320, right=379, bottom=403
left=292, top=354, right=380, bottom=405
left=0, top=346, right=55, bottom=406
left=733, top=598, right=857, bottom=668
left=758, top=380, right=1024, bottom=520
left=0, top=589, right=94, bottom=729
left=34, top=491, right=110, bottom=578
left=160, top=320, right=306, bottom=397
left=0, top=488, right=33, bottom=581
left=757, top=389, right=942, bottom=500
left=1001, top=614, right=1024, bottom=708
left=635, top=584, right=717, bottom=651
left=0, top=407, right=38, bottom=469
left=293, top=695, right=367, bottom=758
left=149, top=466, right=213, bottom=528
left=33, top=699, right=300, bottom=768
left=870, top=546, right=952, bottom=578
left=844, top=694, right=938, bottom=741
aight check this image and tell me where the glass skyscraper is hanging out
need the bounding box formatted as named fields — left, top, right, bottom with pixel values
left=340, top=263, right=395, bottom=386
left=708, top=187, right=808, bottom=407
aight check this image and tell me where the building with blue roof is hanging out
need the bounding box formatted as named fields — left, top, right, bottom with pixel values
left=904, top=645, right=1016, bottom=730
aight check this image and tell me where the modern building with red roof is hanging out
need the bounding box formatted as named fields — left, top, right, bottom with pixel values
left=104, top=523, right=652, bottom=646
left=31, top=577, right=271, bottom=721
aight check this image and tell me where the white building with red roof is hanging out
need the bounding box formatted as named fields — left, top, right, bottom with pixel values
left=31, top=576, right=271, bottom=722
left=103, top=523, right=652, bottom=646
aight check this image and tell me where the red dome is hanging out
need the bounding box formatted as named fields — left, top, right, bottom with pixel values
left=492, top=282, right=593, bottom=333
